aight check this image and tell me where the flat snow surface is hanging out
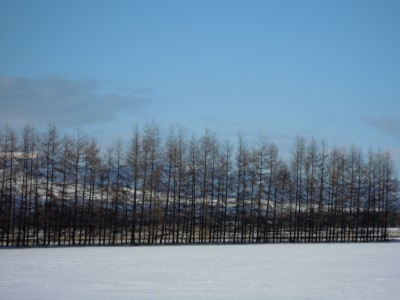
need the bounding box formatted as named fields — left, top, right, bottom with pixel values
left=1, top=243, right=399, bottom=300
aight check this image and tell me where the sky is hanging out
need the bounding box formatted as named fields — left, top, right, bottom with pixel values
left=1, top=0, right=400, bottom=169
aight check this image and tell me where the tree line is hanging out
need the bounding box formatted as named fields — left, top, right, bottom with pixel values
left=0, top=123, right=398, bottom=246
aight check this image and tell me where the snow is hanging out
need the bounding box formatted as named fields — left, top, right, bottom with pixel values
left=1, top=242, right=400, bottom=300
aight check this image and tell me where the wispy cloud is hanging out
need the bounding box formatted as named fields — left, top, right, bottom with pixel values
left=363, top=116, right=400, bottom=139
left=0, top=75, right=152, bottom=128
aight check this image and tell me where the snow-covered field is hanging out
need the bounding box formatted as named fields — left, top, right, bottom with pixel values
left=1, top=242, right=399, bottom=300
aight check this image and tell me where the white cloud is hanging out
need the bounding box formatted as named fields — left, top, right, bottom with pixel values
left=363, top=116, right=400, bottom=140
left=363, top=116, right=400, bottom=171
left=0, top=75, right=152, bottom=128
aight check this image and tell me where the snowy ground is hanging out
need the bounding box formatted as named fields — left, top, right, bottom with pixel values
left=1, top=242, right=399, bottom=300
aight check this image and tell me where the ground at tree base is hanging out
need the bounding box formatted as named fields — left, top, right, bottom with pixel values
left=1, top=242, right=399, bottom=300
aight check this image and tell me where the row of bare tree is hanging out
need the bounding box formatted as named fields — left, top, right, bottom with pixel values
left=0, top=123, right=398, bottom=246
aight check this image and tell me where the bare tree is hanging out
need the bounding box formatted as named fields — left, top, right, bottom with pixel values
left=17, top=125, right=37, bottom=246
left=187, top=134, right=199, bottom=243
left=304, top=139, right=318, bottom=242
left=254, top=136, right=268, bottom=242
left=234, top=134, right=250, bottom=243
left=316, top=140, right=328, bottom=242
left=3, top=126, right=18, bottom=246
left=127, top=125, right=141, bottom=245
left=174, top=129, right=186, bottom=244
left=382, top=151, right=398, bottom=240
left=291, top=136, right=305, bottom=242
left=263, top=142, right=279, bottom=242
left=57, top=135, right=72, bottom=245
left=111, top=139, right=124, bottom=245
left=71, top=126, right=87, bottom=245
left=1, top=123, right=398, bottom=246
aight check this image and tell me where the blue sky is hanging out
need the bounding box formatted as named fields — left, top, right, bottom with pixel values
left=1, top=0, right=400, bottom=168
